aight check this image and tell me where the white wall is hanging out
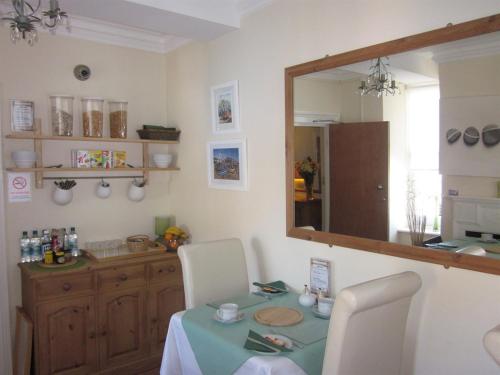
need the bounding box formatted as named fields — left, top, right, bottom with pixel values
left=165, top=1, right=500, bottom=374
left=0, top=32, right=172, bottom=339
left=0, top=82, right=12, bottom=375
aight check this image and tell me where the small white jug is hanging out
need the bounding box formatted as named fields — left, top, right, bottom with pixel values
left=128, top=180, right=145, bottom=202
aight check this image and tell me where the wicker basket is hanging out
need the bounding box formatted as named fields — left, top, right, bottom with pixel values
left=137, top=129, right=181, bottom=141
left=126, top=235, right=149, bottom=252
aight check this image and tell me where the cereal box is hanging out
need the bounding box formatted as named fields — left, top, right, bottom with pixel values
left=89, top=150, right=103, bottom=168
left=101, top=150, right=113, bottom=169
left=113, top=151, right=127, bottom=168
left=72, top=150, right=90, bottom=168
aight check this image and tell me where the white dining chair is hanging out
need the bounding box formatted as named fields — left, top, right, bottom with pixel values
left=322, top=271, right=422, bottom=375
left=178, top=238, right=250, bottom=309
left=484, top=324, right=500, bottom=366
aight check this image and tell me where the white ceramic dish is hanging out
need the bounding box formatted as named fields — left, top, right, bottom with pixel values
left=13, top=160, right=36, bottom=168
left=12, top=150, right=37, bottom=168
left=212, top=311, right=245, bottom=324
left=153, top=153, right=173, bottom=168
left=154, top=160, right=171, bottom=168
left=311, top=305, right=331, bottom=319
left=251, top=334, right=293, bottom=355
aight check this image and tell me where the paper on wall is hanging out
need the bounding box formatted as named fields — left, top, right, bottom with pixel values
left=8, top=173, right=31, bottom=203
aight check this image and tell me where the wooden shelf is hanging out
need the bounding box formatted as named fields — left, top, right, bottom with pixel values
left=6, top=167, right=180, bottom=172
left=4, top=123, right=179, bottom=188
left=6, top=133, right=179, bottom=144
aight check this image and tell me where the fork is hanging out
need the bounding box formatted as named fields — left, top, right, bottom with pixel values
left=269, top=328, right=305, bottom=349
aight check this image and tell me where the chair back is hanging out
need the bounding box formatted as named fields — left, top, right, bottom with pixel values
left=322, top=271, right=422, bottom=375
left=178, top=238, right=249, bottom=309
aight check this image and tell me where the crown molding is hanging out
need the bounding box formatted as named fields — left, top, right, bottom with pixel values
left=432, top=35, right=500, bottom=63
left=0, top=4, right=190, bottom=54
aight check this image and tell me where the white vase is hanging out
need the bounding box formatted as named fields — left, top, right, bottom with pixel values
left=96, top=181, right=112, bottom=199
left=53, top=187, right=73, bottom=206
left=128, top=183, right=145, bottom=202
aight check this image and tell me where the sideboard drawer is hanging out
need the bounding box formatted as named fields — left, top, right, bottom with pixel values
left=97, top=264, right=146, bottom=290
left=149, top=259, right=182, bottom=284
left=36, top=273, right=94, bottom=300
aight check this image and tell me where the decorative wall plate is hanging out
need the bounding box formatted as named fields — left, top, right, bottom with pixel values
left=463, top=126, right=480, bottom=146
left=482, top=124, right=500, bottom=147
left=446, top=128, right=461, bottom=144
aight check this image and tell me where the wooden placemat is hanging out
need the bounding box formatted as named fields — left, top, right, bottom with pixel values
left=485, top=245, right=500, bottom=254
left=254, top=307, right=304, bottom=327
left=37, top=257, right=78, bottom=269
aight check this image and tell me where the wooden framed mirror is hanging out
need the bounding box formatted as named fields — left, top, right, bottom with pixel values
left=285, top=14, right=500, bottom=276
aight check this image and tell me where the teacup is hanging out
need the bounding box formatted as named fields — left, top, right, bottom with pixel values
left=217, top=303, right=239, bottom=321
left=481, top=233, right=494, bottom=242
left=318, top=297, right=334, bottom=315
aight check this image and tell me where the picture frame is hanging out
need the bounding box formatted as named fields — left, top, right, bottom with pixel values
left=10, top=100, right=34, bottom=132
left=207, top=139, right=247, bottom=190
left=211, top=80, right=240, bottom=134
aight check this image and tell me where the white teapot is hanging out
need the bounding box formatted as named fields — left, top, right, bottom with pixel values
left=298, top=284, right=316, bottom=307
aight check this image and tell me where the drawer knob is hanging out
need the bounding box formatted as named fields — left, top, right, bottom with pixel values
left=62, top=283, right=72, bottom=291
left=168, top=265, right=176, bottom=273
left=119, top=274, right=128, bottom=281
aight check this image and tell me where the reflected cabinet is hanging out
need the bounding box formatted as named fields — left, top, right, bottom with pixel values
left=285, top=14, right=500, bottom=275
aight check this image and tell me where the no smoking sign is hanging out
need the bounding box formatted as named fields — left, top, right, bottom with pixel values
left=8, top=173, right=31, bottom=203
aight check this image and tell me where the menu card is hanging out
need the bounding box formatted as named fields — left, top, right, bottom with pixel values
left=310, top=257, right=331, bottom=296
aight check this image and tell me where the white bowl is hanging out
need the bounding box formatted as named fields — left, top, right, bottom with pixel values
left=12, top=150, right=36, bottom=161
left=14, top=160, right=36, bottom=168
left=153, top=153, right=173, bottom=168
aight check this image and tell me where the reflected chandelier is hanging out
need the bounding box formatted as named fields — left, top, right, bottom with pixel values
left=1, top=0, right=70, bottom=46
left=358, top=57, right=400, bottom=97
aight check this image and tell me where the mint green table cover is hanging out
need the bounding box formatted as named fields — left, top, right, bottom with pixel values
left=182, top=293, right=330, bottom=375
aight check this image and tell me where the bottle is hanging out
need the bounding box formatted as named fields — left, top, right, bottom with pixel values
left=41, top=229, right=51, bottom=257
left=68, top=227, right=80, bottom=257
left=20, top=231, right=30, bottom=263
left=30, top=230, right=42, bottom=262
left=299, top=284, right=316, bottom=307
left=64, top=229, right=70, bottom=252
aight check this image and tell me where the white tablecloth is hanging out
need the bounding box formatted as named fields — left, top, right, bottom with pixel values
left=160, top=311, right=307, bottom=375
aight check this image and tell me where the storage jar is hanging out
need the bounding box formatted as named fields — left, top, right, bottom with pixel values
left=50, top=95, right=74, bottom=136
left=109, top=101, right=128, bottom=138
left=81, top=97, right=104, bottom=137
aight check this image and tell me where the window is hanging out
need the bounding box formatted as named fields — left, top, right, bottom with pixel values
left=406, top=85, right=441, bottom=231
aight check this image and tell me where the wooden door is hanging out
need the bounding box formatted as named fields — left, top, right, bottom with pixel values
left=36, top=296, right=97, bottom=375
left=148, top=284, right=184, bottom=354
left=98, top=288, right=147, bottom=369
left=329, top=122, right=389, bottom=241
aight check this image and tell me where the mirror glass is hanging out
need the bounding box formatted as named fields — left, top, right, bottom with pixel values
left=293, top=31, right=500, bottom=260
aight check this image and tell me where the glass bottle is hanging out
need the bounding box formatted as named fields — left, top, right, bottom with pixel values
left=30, top=230, right=42, bottom=262
left=20, top=231, right=30, bottom=263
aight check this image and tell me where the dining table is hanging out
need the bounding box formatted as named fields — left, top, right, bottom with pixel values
left=160, top=290, right=331, bottom=375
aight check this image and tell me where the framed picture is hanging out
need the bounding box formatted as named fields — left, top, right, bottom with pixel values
left=207, top=139, right=247, bottom=190
left=211, top=80, right=240, bottom=133
left=10, top=100, right=34, bottom=132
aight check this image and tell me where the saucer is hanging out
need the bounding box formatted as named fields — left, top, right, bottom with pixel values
left=213, top=311, right=245, bottom=324
left=311, top=306, right=331, bottom=319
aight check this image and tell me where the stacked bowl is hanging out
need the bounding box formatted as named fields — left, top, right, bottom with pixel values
left=153, top=153, right=173, bottom=168
left=12, top=150, right=37, bottom=168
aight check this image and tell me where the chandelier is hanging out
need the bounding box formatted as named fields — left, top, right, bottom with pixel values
left=358, top=57, right=400, bottom=97
left=1, top=0, right=70, bottom=45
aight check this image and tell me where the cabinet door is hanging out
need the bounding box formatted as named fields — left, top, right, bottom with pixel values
left=98, top=288, right=147, bottom=368
left=148, top=284, right=184, bottom=354
left=37, top=296, right=97, bottom=375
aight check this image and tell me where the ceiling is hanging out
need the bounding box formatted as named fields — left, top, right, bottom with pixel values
left=301, top=32, right=500, bottom=86
left=0, top=0, right=274, bottom=53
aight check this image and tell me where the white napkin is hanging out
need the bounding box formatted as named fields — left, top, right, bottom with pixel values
left=457, top=245, right=486, bottom=256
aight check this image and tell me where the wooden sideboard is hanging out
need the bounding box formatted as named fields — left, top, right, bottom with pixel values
left=19, top=251, right=184, bottom=375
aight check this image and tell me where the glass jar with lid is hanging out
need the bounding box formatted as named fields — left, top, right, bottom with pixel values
left=81, top=97, right=104, bottom=137
left=50, top=95, right=74, bottom=136
left=109, top=101, right=128, bottom=138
